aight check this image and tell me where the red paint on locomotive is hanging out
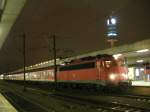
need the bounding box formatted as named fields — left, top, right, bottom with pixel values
left=58, top=68, right=99, bottom=81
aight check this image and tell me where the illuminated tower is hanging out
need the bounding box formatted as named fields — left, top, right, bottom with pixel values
left=106, top=15, right=118, bottom=47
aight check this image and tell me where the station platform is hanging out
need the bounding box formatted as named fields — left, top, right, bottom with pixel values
left=132, top=81, right=150, bottom=86
left=0, top=93, right=17, bottom=112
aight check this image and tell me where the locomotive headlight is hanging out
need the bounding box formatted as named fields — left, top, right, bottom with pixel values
left=109, top=74, right=116, bottom=80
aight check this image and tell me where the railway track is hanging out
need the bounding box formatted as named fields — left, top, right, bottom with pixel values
left=1, top=91, right=53, bottom=112
left=27, top=87, right=150, bottom=112
left=0, top=83, right=118, bottom=112
left=0, top=84, right=58, bottom=112
left=1, top=81, right=150, bottom=112
left=52, top=93, right=150, bottom=112
left=115, top=94, right=150, bottom=103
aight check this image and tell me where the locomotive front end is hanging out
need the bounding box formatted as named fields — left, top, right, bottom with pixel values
left=108, top=67, right=129, bottom=86
left=107, top=55, right=130, bottom=86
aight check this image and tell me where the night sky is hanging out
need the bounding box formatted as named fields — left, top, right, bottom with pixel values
left=0, top=0, right=150, bottom=73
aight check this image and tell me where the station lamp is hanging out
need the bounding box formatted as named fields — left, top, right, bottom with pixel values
left=136, top=60, right=144, bottom=63
left=136, top=49, right=149, bottom=53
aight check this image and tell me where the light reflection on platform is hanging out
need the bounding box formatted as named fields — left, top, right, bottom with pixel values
left=0, top=93, right=17, bottom=112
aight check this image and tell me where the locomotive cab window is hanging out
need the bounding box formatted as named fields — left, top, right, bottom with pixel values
left=104, top=60, right=118, bottom=68
left=105, top=60, right=112, bottom=68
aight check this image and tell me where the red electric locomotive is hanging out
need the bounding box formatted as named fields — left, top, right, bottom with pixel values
left=57, top=55, right=129, bottom=86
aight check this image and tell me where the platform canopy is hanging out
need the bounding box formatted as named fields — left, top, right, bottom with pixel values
left=0, top=0, right=150, bottom=73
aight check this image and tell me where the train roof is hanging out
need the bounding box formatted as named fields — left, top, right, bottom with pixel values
left=65, top=54, right=114, bottom=65
left=70, top=54, right=113, bottom=62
